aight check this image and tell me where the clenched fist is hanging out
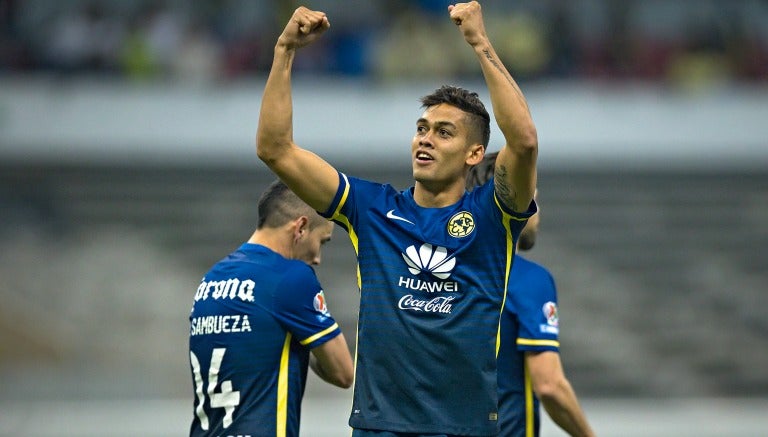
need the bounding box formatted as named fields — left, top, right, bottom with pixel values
left=277, top=7, right=330, bottom=50
left=448, top=2, right=488, bottom=47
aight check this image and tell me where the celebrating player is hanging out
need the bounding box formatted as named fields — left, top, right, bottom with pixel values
left=257, top=3, right=537, bottom=435
left=188, top=180, right=353, bottom=436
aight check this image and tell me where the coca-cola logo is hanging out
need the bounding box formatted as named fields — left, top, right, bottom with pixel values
left=398, top=294, right=455, bottom=314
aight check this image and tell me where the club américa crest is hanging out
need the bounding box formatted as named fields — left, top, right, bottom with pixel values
left=447, top=211, right=475, bottom=238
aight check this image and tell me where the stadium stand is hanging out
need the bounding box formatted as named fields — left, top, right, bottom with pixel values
left=1, top=163, right=766, bottom=399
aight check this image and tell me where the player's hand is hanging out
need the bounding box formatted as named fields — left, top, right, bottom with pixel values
left=277, top=7, right=330, bottom=50
left=448, top=2, right=487, bottom=47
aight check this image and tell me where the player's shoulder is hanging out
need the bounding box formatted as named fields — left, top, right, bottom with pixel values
left=341, top=172, right=402, bottom=205
left=514, top=254, right=553, bottom=278
left=280, top=257, right=316, bottom=277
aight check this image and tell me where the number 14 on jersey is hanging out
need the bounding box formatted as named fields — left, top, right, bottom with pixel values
left=190, top=348, right=242, bottom=430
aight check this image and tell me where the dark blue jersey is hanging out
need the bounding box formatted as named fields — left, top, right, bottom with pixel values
left=496, top=255, right=560, bottom=437
left=321, top=173, right=536, bottom=436
left=188, top=243, right=341, bottom=437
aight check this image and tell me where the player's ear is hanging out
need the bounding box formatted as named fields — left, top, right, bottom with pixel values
left=466, top=143, right=484, bottom=166
left=293, top=216, right=309, bottom=242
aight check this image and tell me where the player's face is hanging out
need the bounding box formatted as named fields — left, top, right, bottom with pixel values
left=295, top=220, right=334, bottom=266
left=412, top=104, right=478, bottom=188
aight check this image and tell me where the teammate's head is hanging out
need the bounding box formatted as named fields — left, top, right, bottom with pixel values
left=466, top=151, right=540, bottom=251
left=257, top=179, right=333, bottom=265
left=466, top=151, right=498, bottom=191
left=517, top=201, right=539, bottom=251
left=412, top=86, right=490, bottom=189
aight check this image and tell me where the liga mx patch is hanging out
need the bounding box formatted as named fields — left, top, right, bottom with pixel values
left=313, top=290, right=330, bottom=316
left=447, top=211, right=475, bottom=238
left=540, top=301, right=559, bottom=334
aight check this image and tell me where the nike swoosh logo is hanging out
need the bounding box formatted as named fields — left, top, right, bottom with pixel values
left=386, top=209, right=415, bottom=225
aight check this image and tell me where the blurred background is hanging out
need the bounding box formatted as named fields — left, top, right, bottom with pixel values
left=1, top=0, right=767, bottom=435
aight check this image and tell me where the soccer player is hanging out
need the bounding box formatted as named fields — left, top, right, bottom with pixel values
left=257, top=3, right=537, bottom=435
left=468, top=152, right=595, bottom=437
left=188, top=180, right=353, bottom=437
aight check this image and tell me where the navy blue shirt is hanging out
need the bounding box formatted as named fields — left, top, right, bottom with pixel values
left=188, top=243, right=341, bottom=437
left=322, top=173, right=536, bottom=436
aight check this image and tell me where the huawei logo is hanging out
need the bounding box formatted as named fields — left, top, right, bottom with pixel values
left=402, top=243, right=456, bottom=280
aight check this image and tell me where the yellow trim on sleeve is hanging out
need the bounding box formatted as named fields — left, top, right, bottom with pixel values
left=299, top=323, right=339, bottom=346
left=326, top=174, right=362, bottom=291
left=517, top=338, right=561, bottom=348
left=494, top=193, right=531, bottom=221
left=330, top=173, right=351, bottom=220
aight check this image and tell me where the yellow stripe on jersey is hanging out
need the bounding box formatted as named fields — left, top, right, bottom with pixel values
left=334, top=210, right=361, bottom=287
left=330, top=173, right=351, bottom=221
left=276, top=333, right=292, bottom=437
left=495, top=200, right=516, bottom=357
left=328, top=174, right=362, bottom=290
left=524, top=363, right=534, bottom=437
left=493, top=192, right=532, bottom=222
left=300, top=323, right=339, bottom=346
left=517, top=338, right=561, bottom=348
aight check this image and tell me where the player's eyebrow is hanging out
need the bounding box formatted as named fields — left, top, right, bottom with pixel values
left=417, top=118, right=457, bottom=130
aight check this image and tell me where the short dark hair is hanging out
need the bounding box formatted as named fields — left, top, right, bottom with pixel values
left=420, top=85, right=491, bottom=148
left=257, top=179, right=323, bottom=229
left=466, top=151, right=498, bottom=190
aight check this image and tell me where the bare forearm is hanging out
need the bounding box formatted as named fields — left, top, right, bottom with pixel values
left=310, top=336, right=354, bottom=389
left=471, top=40, right=537, bottom=150
left=309, top=355, right=332, bottom=383
left=478, top=41, right=537, bottom=211
left=539, top=380, right=595, bottom=437
left=256, top=44, right=297, bottom=164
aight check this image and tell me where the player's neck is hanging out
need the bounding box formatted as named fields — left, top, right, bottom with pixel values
left=247, top=229, right=293, bottom=259
left=413, top=180, right=465, bottom=208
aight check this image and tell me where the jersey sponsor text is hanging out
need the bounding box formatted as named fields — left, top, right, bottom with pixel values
left=397, top=276, right=459, bottom=293
left=194, top=278, right=255, bottom=302
left=398, top=294, right=455, bottom=313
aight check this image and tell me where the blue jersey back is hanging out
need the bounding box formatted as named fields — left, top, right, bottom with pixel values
left=188, top=243, right=341, bottom=437
left=497, top=255, right=560, bottom=437
left=321, top=173, right=536, bottom=436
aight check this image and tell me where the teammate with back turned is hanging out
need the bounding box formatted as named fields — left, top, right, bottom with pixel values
left=188, top=180, right=353, bottom=437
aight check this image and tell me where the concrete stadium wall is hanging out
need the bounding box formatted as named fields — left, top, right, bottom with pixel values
left=1, top=77, right=767, bottom=169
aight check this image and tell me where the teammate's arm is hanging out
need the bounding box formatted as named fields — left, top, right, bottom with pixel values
left=525, top=351, right=596, bottom=437
left=450, top=1, right=537, bottom=213
left=256, top=7, right=340, bottom=213
left=309, top=333, right=354, bottom=388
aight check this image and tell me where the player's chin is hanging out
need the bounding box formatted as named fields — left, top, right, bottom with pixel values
left=412, top=161, right=435, bottom=178
left=412, top=167, right=430, bottom=183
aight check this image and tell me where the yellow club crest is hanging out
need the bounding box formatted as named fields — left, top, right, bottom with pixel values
left=447, top=211, right=475, bottom=238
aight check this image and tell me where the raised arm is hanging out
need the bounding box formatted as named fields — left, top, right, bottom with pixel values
left=256, top=7, right=340, bottom=213
left=449, top=2, right=538, bottom=213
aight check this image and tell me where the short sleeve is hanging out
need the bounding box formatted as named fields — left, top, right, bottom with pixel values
left=272, top=262, right=341, bottom=349
left=513, top=264, right=560, bottom=352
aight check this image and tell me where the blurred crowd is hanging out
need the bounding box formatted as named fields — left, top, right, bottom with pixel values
left=0, top=0, right=766, bottom=87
